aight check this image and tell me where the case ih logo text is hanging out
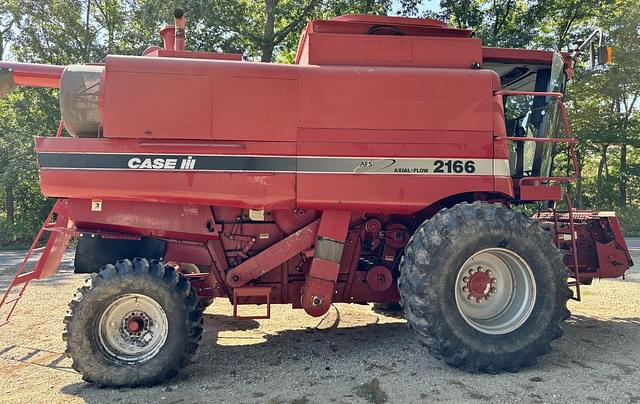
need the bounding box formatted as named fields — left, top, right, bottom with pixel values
left=128, top=156, right=197, bottom=170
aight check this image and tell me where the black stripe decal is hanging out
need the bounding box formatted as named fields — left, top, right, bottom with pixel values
left=37, top=153, right=297, bottom=172
left=37, top=152, right=508, bottom=176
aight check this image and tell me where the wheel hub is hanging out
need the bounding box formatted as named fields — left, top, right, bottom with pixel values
left=127, top=317, right=142, bottom=333
left=97, top=294, right=168, bottom=363
left=466, top=270, right=491, bottom=298
left=454, top=248, right=536, bottom=335
left=123, top=311, right=151, bottom=336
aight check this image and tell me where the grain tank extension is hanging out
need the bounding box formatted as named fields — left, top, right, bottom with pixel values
left=0, top=10, right=632, bottom=386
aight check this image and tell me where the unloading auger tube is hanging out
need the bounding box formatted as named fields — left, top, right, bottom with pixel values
left=0, top=62, right=103, bottom=137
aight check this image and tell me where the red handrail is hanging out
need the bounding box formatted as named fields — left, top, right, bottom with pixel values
left=494, top=90, right=564, bottom=98
left=495, top=89, right=580, bottom=186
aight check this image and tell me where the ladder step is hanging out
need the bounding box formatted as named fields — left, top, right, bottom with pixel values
left=14, top=272, right=37, bottom=284
left=232, top=287, right=271, bottom=320
left=3, top=297, right=21, bottom=305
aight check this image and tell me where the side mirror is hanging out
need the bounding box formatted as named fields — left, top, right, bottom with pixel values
left=597, top=45, right=613, bottom=65
left=571, top=29, right=612, bottom=69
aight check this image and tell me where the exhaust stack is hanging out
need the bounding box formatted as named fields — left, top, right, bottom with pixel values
left=158, top=8, right=187, bottom=51
left=174, top=8, right=186, bottom=51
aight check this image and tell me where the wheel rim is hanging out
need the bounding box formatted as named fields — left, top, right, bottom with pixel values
left=454, top=248, right=536, bottom=335
left=97, top=294, right=168, bottom=363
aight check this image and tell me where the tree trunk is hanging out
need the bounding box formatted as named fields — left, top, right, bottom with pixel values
left=575, top=175, right=583, bottom=209
left=364, top=0, right=374, bottom=13
left=461, top=0, right=471, bottom=28
left=620, top=143, right=627, bottom=207
left=5, top=185, right=14, bottom=229
left=107, top=22, right=114, bottom=54
left=575, top=149, right=583, bottom=209
left=491, top=0, right=499, bottom=47
left=84, top=0, right=91, bottom=62
left=261, top=0, right=277, bottom=62
left=0, top=30, right=4, bottom=61
left=596, top=144, right=608, bottom=205
left=0, top=23, right=13, bottom=61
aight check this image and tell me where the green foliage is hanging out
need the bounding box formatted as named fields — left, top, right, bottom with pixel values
left=561, top=0, right=640, bottom=210
left=0, top=0, right=638, bottom=246
left=0, top=88, right=58, bottom=246
left=432, top=0, right=602, bottom=49
left=617, top=206, right=640, bottom=236
left=184, top=0, right=394, bottom=62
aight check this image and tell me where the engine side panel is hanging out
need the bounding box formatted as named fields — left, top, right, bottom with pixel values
left=38, top=58, right=507, bottom=214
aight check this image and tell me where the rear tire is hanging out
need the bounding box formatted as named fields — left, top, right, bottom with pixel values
left=399, top=202, right=571, bottom=373
left=63, top=258, right=203, bottom=386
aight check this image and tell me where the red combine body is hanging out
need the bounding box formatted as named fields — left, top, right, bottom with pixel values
left=0, top=11, right=632, bottom=386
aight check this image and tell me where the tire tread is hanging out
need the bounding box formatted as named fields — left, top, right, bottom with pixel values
left=399, top=201, right=571, bottom=373
left=63, top=258, right=202, bottom=387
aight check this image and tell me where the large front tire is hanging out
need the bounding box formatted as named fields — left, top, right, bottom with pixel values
left=399, top=202, right=571, bottom=373
left=63, top=258, right=203, bottom=386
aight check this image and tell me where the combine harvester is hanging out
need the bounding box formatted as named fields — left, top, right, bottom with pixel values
left=0, top=9, right=632, bottom=386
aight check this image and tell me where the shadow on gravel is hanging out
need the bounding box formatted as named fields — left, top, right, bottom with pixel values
left=0, top=344, right=75, bottom=374
left=0, top=249, right=76, bottom=290
left=54, top=313, right=640, bottom=403
left=0, top=267, right=77, bottom=291
left=547, top=314, right=640, bottom=374
left=371, top=302, right=404, bottom=318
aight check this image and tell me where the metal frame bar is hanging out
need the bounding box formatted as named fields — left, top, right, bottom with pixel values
left=225, top=219, right=320, bottom=288
left=55, top=120, right=65, bottom=137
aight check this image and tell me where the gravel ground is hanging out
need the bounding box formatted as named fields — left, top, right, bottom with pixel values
left=0, top=241, right=638, bottom=404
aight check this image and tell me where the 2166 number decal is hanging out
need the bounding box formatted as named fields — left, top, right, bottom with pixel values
left=433, top=160, right=476, bottom=174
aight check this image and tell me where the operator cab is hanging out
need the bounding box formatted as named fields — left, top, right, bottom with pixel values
left=483, top=49, right=569, bottom=179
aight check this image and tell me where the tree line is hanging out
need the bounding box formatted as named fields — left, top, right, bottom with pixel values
left=0, top=0, right=638, bottom=245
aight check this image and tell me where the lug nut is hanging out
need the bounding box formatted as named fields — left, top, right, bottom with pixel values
left=467, top=294, right=474, bottom=300
left=491, top=278, right=497, bottom=283
left=486, top=270, right=492, bottom=276
left=476, top=298, right=483, bottom=303
left=485, top=295, right=491, bottom=301
left=468, top=268, right=475, bottom=274
left=463, top=276, right=469, bottom=282
left=490, top=287, right=497, bottom=293
left=462, top=286, right=468, bottom=292
left=477, top=266, right=483, bottom=271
